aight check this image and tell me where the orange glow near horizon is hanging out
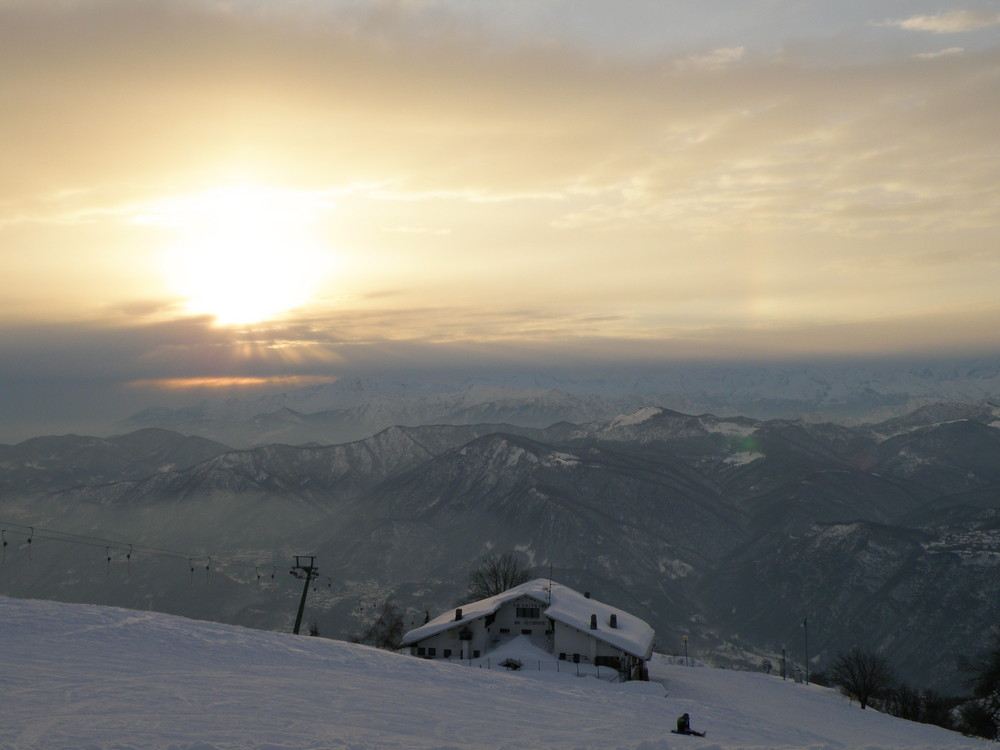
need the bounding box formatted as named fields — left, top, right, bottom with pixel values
left=128, top=375, right=337, bottom=390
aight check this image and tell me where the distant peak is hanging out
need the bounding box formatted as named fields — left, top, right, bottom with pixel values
left=607, top=406, right=664, bottom=428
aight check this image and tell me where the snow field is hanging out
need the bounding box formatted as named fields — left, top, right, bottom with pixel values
left=0, top=596, right=986, bottom=750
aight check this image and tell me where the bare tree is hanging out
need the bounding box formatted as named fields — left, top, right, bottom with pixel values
left=962, top=635, right=1000, bottom=739
left=827, top=647, right=896, bottom=709
left=465, top=552, right=530, bottom=601
left=880, top=683, right=922, bottom=721
left=353, top=598, right=405, bottom=650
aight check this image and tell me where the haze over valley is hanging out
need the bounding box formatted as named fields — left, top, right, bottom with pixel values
left=3, top=2, right=1000, bottom=744
left=4, top=375, right=1000, bottom=695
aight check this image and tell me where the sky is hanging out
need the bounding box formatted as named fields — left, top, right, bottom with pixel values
left=2, top=0, right=1000, bottom=438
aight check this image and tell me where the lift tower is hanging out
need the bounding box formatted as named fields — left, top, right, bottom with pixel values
left=290, top=555, right=318, bottom=635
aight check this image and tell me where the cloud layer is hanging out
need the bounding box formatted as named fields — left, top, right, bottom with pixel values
left=1, top=0, right=999, bottom=436
left=889, top=10, right=1000, bottom=33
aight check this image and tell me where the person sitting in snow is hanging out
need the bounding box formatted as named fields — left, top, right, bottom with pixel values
left=674, top=713, right=705, bottom=737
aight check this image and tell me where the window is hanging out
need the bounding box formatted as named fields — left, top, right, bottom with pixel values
left=473, top=650, right=481, bottom=658
left=499, top=628, right=510, bottom=634
left=417, top=647, right=426, bottom=656
left=516, top=606, right=540, bottom=619
left=428, top=648, right=436, bottom=657
left=443, top=649, right=452, bottom=658
left=521, top=629, right=532, bottom=635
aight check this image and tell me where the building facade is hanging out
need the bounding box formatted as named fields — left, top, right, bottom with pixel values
left=399, top=579, right=655, bottom=679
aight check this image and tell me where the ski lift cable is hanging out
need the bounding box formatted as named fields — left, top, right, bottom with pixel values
left=0, top=519, right=284, bottom=577
left=0, top=524, right=132, bottom=555
left=0, top=520, right=268, bottom=568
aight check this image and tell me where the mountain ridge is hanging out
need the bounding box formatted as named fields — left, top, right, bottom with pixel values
left=3, top=401, right=1000, bottom=691
left=113, top=363, right=1000, bottom=447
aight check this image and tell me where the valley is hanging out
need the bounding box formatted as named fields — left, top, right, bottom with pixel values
left=2, top=400, right=1000, bottom=693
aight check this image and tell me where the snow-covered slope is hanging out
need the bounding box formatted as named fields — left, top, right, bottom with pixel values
left=0, top=596, right=983, bottom=750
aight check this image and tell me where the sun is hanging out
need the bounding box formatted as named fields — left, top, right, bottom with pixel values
left=153, top=183, right=334, bottom=325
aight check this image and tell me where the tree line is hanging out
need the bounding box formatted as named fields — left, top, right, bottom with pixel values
left=813, top=641, right=1000, bottom=740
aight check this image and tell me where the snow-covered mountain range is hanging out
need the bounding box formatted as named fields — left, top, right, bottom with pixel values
left=3, top=400, right=1000, bottom=693
left=116, top=359, right=1000, bottom=447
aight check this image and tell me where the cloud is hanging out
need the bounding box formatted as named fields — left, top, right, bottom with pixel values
left=3, top=0, right=998, bottom=238
left=379, top=226, right=452, bottom=235
left=884, top=10, right=1000, bottom=34
left=5, top=295, right=1000, bottom=442
left=1, top=0, right=1000, bottom=438
left=674, top=46, right=746, bottom=71
left=914, top=47, right=965, bottom=59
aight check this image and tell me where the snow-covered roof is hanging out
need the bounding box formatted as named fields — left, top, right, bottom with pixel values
left=400, top=579, right=655, bottom=660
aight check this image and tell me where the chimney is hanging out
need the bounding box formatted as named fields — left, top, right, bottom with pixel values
left=584, top=591, right=591, bottom=599
left=455, top=608, right=463, bottom=621
left=610, top=614, right=618, bottom=629
left=590, top=613, right=597, bottom=630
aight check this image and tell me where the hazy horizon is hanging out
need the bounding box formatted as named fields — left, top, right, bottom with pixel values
left=4, top=348, right=1000, bottom=444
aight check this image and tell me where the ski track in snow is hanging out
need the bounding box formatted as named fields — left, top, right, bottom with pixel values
left=0, top=596, right=986, bottom=750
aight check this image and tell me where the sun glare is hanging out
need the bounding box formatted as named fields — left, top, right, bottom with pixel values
left=149, top=183, right=335, bottom=325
